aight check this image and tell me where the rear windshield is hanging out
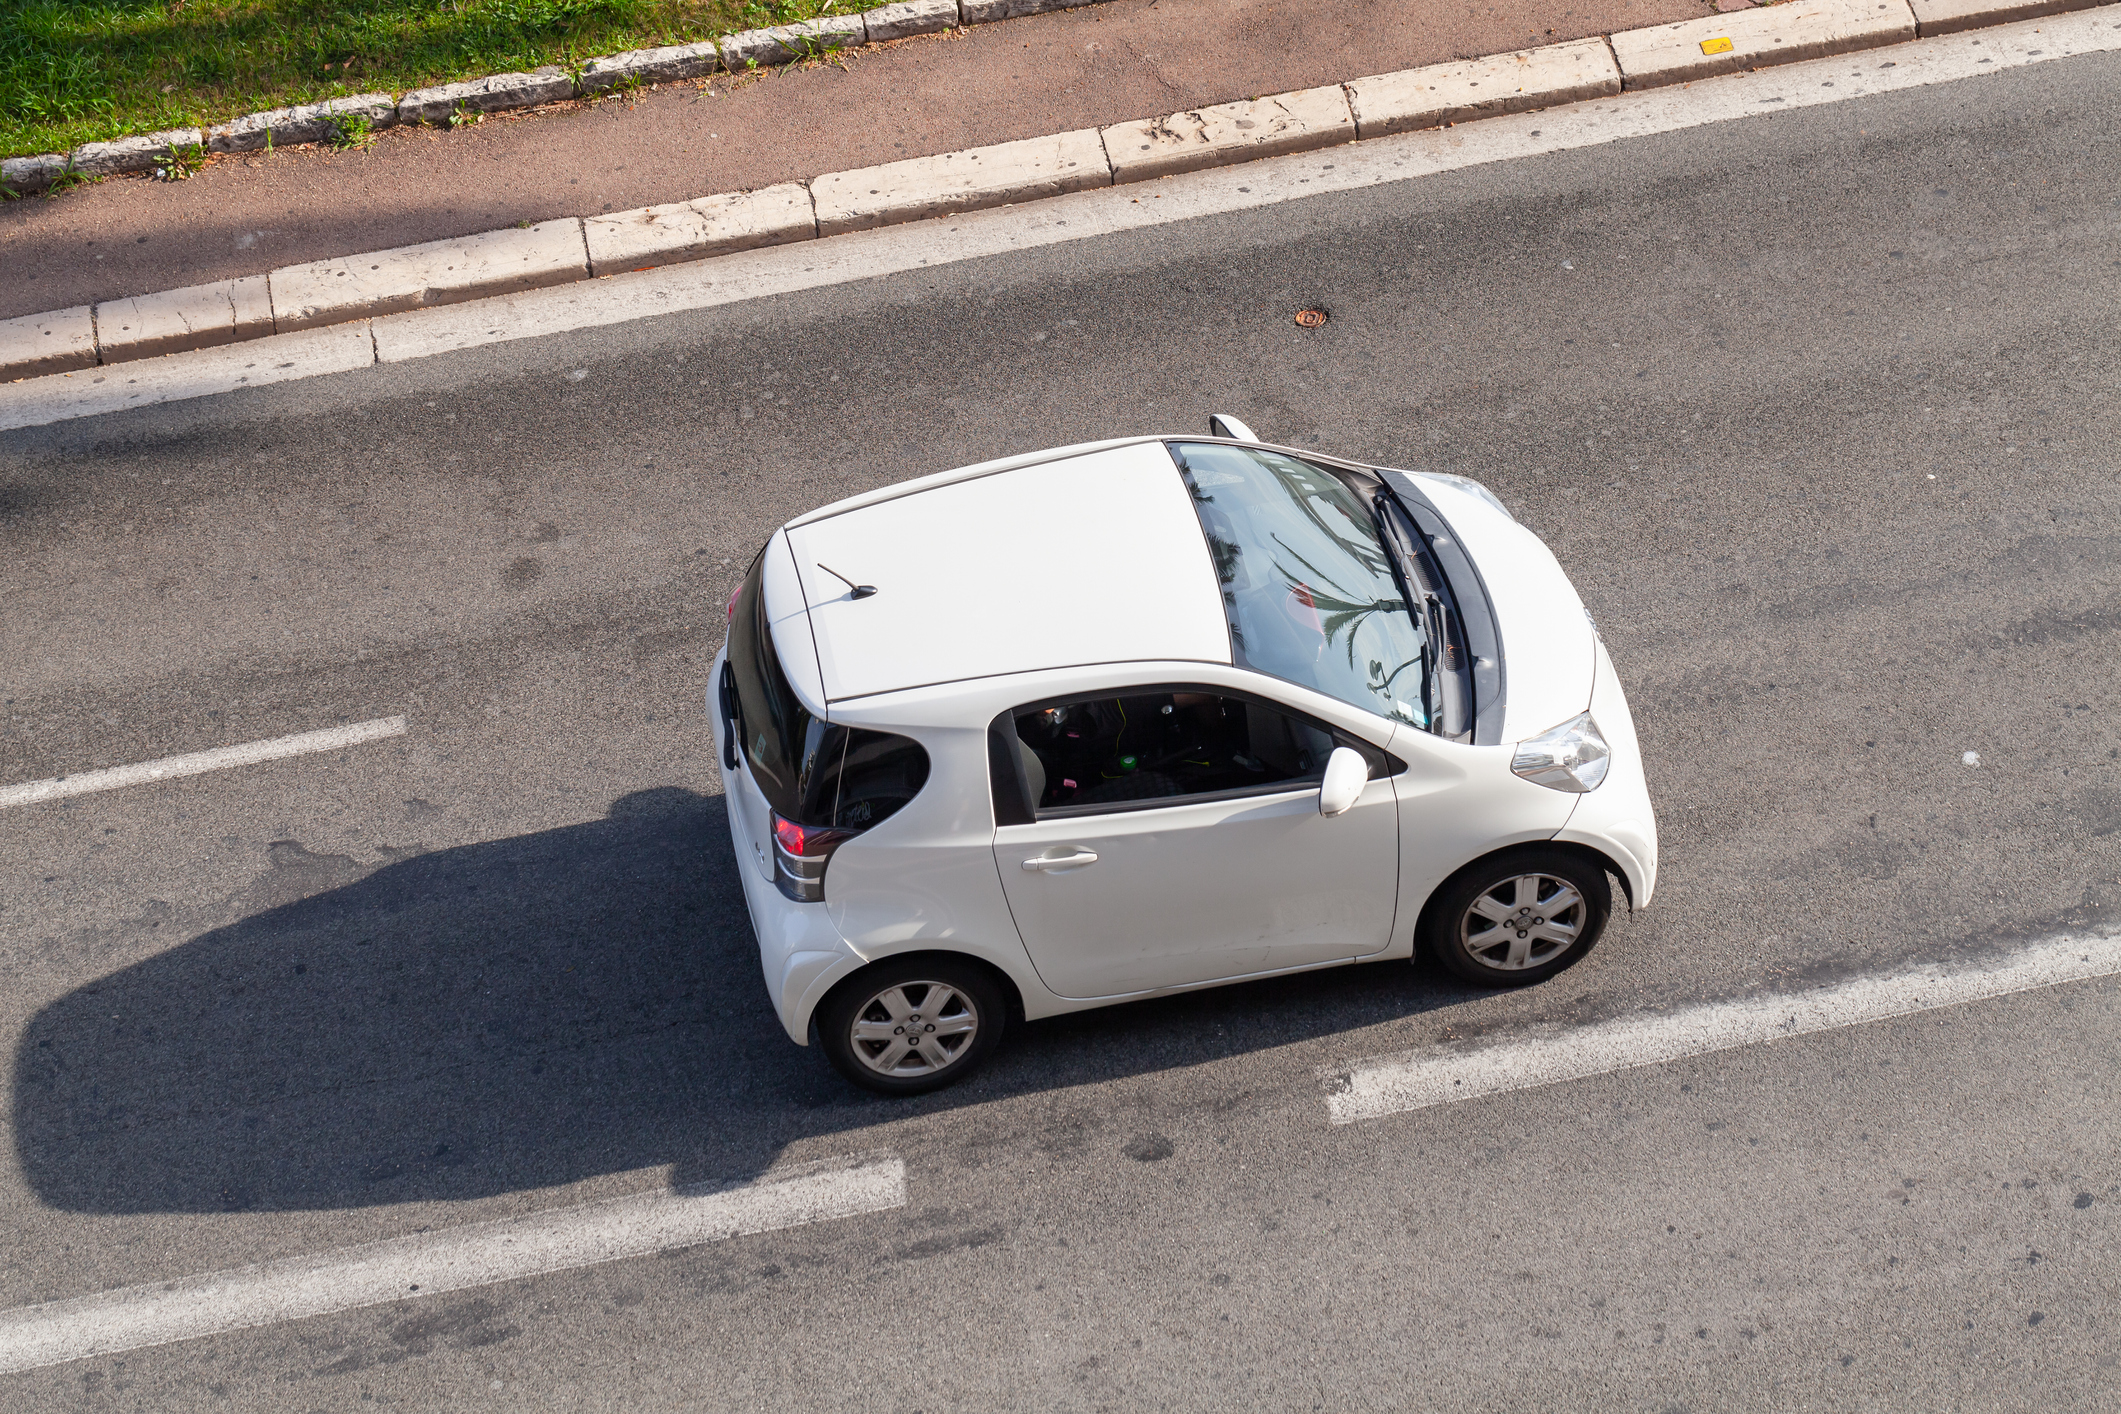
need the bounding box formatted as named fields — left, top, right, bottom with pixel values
left=726, top=551, right=930, bottom=828
left=1171, top=443, right=1431, bottom=729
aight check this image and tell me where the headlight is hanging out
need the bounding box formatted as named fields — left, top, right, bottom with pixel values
left=1419, top=472, right=1512, bottom=521
left=1511, top=712, right=1610, bottom=793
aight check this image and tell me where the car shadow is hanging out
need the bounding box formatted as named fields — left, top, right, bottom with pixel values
left=14, top=787, right=1466, bottom=1215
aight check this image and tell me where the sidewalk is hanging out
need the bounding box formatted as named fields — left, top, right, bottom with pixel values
left=0, top=0, right=1708, bottom=323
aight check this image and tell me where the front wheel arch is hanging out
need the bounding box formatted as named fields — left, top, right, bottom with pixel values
left=1415, top=842, right=1619, bottom=987
left=1417, top=840, right=1631, bottom=945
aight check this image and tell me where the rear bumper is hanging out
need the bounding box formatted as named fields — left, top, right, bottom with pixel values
left=711, top=645, right=862, bottom=1044
left=1553, top=640, right=1658, bottom=907
left=729, top=831, right=862, bottom=1045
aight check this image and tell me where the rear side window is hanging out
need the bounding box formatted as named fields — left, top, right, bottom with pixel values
left=726, top=551, right=930, bottom=829
left=990, top=686, right=1395, bottom=824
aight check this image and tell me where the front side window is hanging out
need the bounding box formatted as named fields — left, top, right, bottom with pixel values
left=992, top=686, right=1393, bottom=822
left=1171, top=443, right=1431, bottom=730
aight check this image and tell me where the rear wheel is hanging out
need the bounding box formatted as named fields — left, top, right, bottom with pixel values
left=816, top=957, right=1006, bottom=1095
left=1421, top=848, right=1611, bottom=987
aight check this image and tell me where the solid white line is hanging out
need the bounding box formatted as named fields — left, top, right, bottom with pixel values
left=0, top=1152, right=906, bottom=1374
left=0, top=322, right=375, bottom=432
left=0, top=716, right=408, bottom=810
left=3, top=8, right=2116, bottom=431
left=1323, top=932, right=2121, bottom=1124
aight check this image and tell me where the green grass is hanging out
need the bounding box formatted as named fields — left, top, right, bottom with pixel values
left=1, top=0, right=894, bottom=161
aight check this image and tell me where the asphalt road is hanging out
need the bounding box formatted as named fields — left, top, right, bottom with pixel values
left=3, top=48, right=2118, bottom=1410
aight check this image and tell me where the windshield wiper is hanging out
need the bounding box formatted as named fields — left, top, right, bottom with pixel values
left=1376, top=496, right=1471, bottom=740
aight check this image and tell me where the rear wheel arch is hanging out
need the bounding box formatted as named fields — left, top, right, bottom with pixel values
left=815, top=948, right=1027, bottom=1024
left=808, top=949, right=1027, bottom=1094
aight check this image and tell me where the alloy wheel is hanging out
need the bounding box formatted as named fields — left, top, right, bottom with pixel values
left=1459, top=872, right=1586, bottom=972
left=848, top=980, right=981, bottom=1077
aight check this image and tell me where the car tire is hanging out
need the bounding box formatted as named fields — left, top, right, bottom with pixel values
left=1421, top=848, right=1612, bottom=987
left=816, top=956, right=1006, bottom=1095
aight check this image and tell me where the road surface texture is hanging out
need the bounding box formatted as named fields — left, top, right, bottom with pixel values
left=2, top=48, right=2118, bottom=1411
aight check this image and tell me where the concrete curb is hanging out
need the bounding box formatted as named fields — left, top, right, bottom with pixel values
left=0, top=0, right=1106, bottom=197
left=1612, top=0, right=1914, bottom=87
left=4, top=0, right=2115, bottom=381
left=270, top=221, right=591, bottom=332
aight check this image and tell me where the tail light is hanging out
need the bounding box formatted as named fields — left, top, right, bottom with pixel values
left=727, top=583, right=743, bottom=622
left=771, top=813, right=861, bottom=902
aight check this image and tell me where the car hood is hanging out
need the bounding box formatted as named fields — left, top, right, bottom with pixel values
left=1407, top=475, right=1598, bottom=744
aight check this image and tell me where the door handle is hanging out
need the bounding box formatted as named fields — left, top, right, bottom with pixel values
left=1022, top=849, right=1098, bottom=872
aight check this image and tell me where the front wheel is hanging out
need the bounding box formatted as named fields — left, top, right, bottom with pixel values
left=815, top=957, right=1006, bottom=1095
left=1421, top=848, right=1612, bottom=987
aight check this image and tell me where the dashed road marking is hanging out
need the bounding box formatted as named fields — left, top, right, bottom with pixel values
left=0, top=1152, right=906, bottom=1374
left=0, top=716, right=408, bottom=810
left=1322, top=932, right=2121, bottom=1124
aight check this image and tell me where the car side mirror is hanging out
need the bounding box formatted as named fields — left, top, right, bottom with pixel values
left=1318, top=747, right=1368, bottom=817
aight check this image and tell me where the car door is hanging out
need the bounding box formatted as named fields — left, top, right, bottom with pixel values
left=990, top=684, right=1399, bottom=999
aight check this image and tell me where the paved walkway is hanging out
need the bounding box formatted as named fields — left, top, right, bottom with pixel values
left=0, top=0, right=1705, bottom=322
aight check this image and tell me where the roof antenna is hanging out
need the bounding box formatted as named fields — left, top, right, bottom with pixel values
left=816, top=564, right=877, bottom=600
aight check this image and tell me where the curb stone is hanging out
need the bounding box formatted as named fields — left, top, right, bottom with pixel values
left=71, top=129, right=203, bottom=178
left=1100, top=86, right=1355, bottom=183
left=1611, top=0, right=1916, bottom=87
left=2, top=152, right=70, bottom=192
left=962, top=0, right=1098, bottom=21
left=584, top=183, right=817, bottom=274
left=1911, top=0, right=2105, bottom=32
left=208, top=95, right=397, bottom=153
left=6, top=2, right=2112, bottom=377
left=397, top=70, right=576, bottom=125
left=0, top=307, right=97, bottom=378
left=95, top=277, right=274, bottom=363
left=864, top=0, right=963, bottom=42
left=270, top=220, right=591, bottom=331
left=811, top=127, right=1111, bottom=235
left=580, top=42, right=724, bottom=94
left=721, top=15, right=870, bottom=70
left=1345, top=38, right=1623, bottom=138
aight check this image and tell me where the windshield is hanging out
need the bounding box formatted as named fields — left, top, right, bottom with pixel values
left=1172, top=443, right=1431, bottom=730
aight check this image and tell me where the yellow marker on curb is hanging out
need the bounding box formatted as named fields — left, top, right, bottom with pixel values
left=1700, top=35, right=1735, bottom=54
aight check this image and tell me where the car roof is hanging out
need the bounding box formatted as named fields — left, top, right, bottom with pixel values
left=783, top=439, right=1232, bottom=703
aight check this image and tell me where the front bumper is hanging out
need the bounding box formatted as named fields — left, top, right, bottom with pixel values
left=1552, top=640, right=1659, bottom=907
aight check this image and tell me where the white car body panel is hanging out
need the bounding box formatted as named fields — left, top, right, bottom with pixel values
left=1556, top=640, right=1659, bottom=907
left=1411, top=476, right=1598, bottom=742
left=1381, top=724, right=1579, bottom=945
left=994, top=774, right=1399, bottom=998
left=708, top=437, right=1660, bottom=1050
left=786, top=441, right=1229, bottom=703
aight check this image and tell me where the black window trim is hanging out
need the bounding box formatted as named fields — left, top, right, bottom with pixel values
left=1373, top=469, right=1508, bottom=746
left=988, top=681, right=1406, bottom=827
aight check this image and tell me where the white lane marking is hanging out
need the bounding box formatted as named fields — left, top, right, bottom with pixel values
left=0, top=1152, right=906, bottom=1374
left=0, top=716, right=408, bottom=810
left=1323, top=932, right=2121, bottom=1124
left=4, top=8, right=2117, bottom=431
left=0, top=322, right=375, bottom=432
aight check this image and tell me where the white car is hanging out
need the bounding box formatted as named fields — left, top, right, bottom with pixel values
left=709, top=421, right=1657, bottom=1094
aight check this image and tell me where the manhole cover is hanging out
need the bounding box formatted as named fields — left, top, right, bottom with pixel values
left=1294, top=307, right=1330, bottom=329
